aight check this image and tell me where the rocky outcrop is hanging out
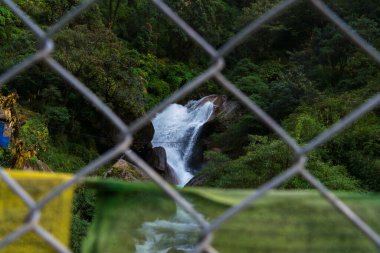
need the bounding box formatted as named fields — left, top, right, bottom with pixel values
left=104, top=159, right=149, bottom=181
left=198, top=94, right=237, bottom=121
left=149, top=147, right=167, bottom=172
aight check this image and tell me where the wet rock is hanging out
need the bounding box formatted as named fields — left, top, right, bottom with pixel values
left=150, top=147, right=167, bottom=172
left=164, top=164, right=179, bottom=185
left=145, top=147, right=179, bottom=185
left=185, top=174, right=207, bottom=186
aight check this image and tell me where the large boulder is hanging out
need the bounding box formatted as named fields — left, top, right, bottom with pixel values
left=145, top=147, right=179, bottom=185
left=149, top=147, right=167, bottom=172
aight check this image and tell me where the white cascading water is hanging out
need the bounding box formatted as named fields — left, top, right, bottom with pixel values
left=135, top=98, right=215, bottom=253
left=151, top=99, right=214, bottom=186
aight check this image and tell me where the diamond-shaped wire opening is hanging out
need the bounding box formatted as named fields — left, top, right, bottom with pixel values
left=117, top=1, right=222, bottom=134
left=124, top=80, right=301, bottom=252
left=215, top=1, right=378, bottom=143
left=0, top=0, right=110, bottom=86
left=105, top=1, right=226, bottom=229
left=1, top=1, right=130, bottom=173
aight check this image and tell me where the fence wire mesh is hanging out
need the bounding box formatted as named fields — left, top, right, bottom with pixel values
left=0, top=0, right=380, bottom=252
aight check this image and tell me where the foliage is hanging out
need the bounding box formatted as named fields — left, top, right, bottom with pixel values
left=19, top=116, right=49, bottom=153
left=14, top=116, right=49, bottom=168
left=0, top=147, right=13, bottom=166
left=39, top=142, right=98, bottom=173
left=323, top=114, right=380, bottom=191
left=201, top=135, right=361, bottom=191
left=71, top=186, right=96, bottom=253
left=0, top=0, right=379, bottom=193
left=0, top=92, right=18, bottom=132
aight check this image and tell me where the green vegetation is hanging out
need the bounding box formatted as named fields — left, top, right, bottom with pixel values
left=0, top=0, right=379, bottom=192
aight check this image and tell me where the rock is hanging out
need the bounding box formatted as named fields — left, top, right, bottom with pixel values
left=163, top=164, right=179, bottom=185
left=150, top=147, right=167, bottom=172
left=198, top=94, right=237, bottom=121
left=104, top=159, right=149, bottom=181
left=185, top=174, right=207, bottom=186
left=145, top=147, right=179, bottom=184
left=198, top=94, right=227, bottom=121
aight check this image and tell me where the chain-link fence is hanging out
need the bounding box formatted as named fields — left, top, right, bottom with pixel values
left=0, top=0, right=380, bottom=252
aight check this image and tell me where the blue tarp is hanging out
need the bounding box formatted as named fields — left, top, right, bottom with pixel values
left=0, top=122, right=10, bottom=147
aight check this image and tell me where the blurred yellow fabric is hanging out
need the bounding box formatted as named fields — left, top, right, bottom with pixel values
left=0, top=170, right=73, bottom=253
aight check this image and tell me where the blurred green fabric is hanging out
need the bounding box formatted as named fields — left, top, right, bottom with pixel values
left=82, top=180, right=380, bottom=253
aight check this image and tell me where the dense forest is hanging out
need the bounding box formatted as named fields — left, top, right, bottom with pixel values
left=0, top=0, right=379, bottom=194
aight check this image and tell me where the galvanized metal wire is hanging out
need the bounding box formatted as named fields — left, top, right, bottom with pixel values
left=0, top=0, right=379, bottom=252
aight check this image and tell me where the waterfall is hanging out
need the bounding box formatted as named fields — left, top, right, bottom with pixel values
left=135, top=98, right=215, bottom=253
left=151, top=99, right=214, bottom=186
